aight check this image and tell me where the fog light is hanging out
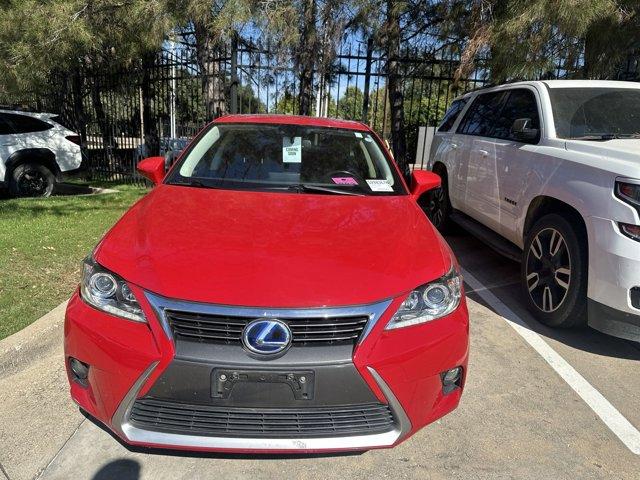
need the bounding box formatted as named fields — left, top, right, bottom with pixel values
left=441, top=367, right=462, bottom=394
left=69, top=357, right=89, bottom=386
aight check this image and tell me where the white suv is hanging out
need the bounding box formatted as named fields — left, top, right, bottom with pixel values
left=0, top=109, right=83, bottom=197
left=427, top=80, right=640, bottom=342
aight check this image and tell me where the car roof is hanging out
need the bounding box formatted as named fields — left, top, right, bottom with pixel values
left=453, top=79, right=640, bottom=102
left=214, top=114, right=370, bottom=132
left=0, top=108, right=56, bottom=118
left=540, top=79, right=640, bottom=89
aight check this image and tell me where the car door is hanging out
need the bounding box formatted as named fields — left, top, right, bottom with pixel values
left=430, top=98, right=469, bottom=209
left=490, top=88, right=542, bottom=244
left=455, top=91, right=508, bottom=232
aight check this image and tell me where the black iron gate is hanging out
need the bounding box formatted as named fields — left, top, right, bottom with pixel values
left=7, top=36, right=634, bottom=184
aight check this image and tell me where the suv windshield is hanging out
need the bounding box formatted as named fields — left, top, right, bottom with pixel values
left=549, top=87, right=640, bottom=139
left=166, top=123, right=405, bottom=195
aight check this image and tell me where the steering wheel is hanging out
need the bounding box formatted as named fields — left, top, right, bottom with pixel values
left=323, top=170, right=366, bottom=186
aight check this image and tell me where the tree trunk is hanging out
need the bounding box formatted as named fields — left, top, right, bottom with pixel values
left=71, top=70, right=86, bottom=141
left=385, top=0, right=409, bottom=179
left=91, top=78, right=111, bottom=163
left=297, top=0, right=317, bottom=115
left=141, top=53, right=159, bottom=156
left=194, top=20, right=227, bottom=119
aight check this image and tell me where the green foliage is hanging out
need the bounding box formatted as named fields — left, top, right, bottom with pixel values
left=336, top=86, right=364, bottom=120
left=0, top=1, right=171, bottom=94
left=273, top=90, right=298, bottom=114
left=442, top=0, right=640, bottom=82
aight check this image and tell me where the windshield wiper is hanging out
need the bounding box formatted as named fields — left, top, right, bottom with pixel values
left=289, top=184, right=365, bottom=196
left=571, top=133, right=640, bottom=141
left=169, top=179, right=210, bottom=188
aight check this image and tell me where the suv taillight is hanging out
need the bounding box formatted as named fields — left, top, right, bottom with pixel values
left=66, top=135, right=82, bottom=146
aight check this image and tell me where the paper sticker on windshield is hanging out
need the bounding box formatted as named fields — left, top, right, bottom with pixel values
left=366, top=179, right=393, bottom=192
left=283, top=136, right=302, bottom=163
left=332, top=177, right=358, bottom=185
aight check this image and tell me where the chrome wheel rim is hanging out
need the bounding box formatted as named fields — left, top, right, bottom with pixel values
left=525, top=228, right=572, bottom=313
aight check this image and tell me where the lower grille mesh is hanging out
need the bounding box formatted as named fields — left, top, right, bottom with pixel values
left=130, top=398, right=395, bottom=438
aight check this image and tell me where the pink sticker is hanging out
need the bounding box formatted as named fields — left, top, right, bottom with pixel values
left=332, top=177, right=358, bottom=185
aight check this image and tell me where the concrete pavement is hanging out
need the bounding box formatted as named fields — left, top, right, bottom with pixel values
left=1, top=231, right=639, bottom=479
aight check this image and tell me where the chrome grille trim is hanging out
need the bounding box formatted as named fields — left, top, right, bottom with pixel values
left=144, top=291, right=392, bottom=346
left=111, top=363, right=411, bottom=451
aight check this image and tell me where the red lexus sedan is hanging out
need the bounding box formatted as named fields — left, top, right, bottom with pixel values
left=64, top=114, right=469, bottom=453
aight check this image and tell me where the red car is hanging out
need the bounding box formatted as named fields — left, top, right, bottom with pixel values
left=64, top=115, right=469, bottom=453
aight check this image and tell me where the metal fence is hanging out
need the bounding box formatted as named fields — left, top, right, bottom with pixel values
left=3, top=36, right=637, bottom=185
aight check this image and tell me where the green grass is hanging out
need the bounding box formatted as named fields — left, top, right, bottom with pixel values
left=0, top=184, right=147, bottom=340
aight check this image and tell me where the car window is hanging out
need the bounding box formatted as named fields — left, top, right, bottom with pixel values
left=549, top=87, right=640, bottom=139
left=1, top=113, right=52, bottom=134
left=0, top=113, right=15, bottom=135
left=492, top=89, right=540, bottom=143
left=457, top=92, right=506, bottom=137
left=438, top=99, right=467, bottom=132
left=167, top=123, right=406, bottom=195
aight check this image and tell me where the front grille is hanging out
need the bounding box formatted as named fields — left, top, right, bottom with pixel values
left=130, top=398, right=395, bottom=438
left=166, top=310, right=369, bottom=346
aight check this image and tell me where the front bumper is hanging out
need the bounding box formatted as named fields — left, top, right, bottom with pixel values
left=587, top=216, right=640, bottom=341
left=64, top=287, right=469, bottom=453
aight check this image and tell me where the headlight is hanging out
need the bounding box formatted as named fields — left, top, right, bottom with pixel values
left=616, top=181, right=640, bottom=205
left=386, top=267, right=462, bottom=330
left=80, top=256, right=146, bottom=322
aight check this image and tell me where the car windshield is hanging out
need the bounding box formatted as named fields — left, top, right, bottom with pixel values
left=165, top=123, right=405, bottom=196
left=549, top=87, right=640, bottom=140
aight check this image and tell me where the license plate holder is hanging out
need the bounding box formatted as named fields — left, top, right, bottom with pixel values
left=211, top=369, right=315, bottom=400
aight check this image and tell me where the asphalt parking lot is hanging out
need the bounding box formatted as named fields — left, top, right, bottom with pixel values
left=1, top=228, right=639, bottom=480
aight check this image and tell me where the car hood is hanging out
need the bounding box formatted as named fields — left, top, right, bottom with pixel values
left=96, top=184, right=451, bottom=307
left=565, top=139, right=640, bottom=177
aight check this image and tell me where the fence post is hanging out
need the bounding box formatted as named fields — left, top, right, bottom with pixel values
left=362, top=38, right=373, bottom=124
left=230, top=34, right=239, bottom=115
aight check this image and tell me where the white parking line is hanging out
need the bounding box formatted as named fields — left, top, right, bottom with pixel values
left=462, top=268, right=640, bottom=456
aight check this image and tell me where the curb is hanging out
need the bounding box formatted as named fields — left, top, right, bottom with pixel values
left=0, top=300, right=68, bottom=379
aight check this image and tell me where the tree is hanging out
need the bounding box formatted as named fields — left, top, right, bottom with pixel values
left=382, top=0, right=409, bottom=178
left=257, top=0, right=365, bottom=116
left=169, top=0, right=253, bottom=118
left=0, top=0, right=171, bottom=155
left=274, top=90, right=298, bottom=114
left=441, top=0, right=640, bottom=83
left=336, top=86, right=364, bottom=119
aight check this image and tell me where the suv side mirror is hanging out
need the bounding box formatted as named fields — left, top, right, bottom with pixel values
left=410, top=170, right=442, bottom=200
left=137, top=156, right=166, bottom=185
left=511, top=118, right=539, bottom=142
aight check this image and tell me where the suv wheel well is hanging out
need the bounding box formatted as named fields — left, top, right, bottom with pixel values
left=524, top=196, right=587, bottom=242
left=432, top=162, right=447, bottom=180
left=6, top=149, right=59, bottom=178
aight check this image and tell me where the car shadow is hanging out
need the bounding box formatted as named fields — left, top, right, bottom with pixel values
left=466, top=289, right=640, bottom=360
left=80, top=409, right=364, bottom=461
left=92, top=459, right=141, bottom=480
left=447, top=230, right=640, bottom=361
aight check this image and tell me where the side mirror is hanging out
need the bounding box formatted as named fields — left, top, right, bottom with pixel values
left=137, top=156, right=166, bottom=185
left=410, top=170, right=442, bottom=200
left=511, top=118, right=539, bottom=142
